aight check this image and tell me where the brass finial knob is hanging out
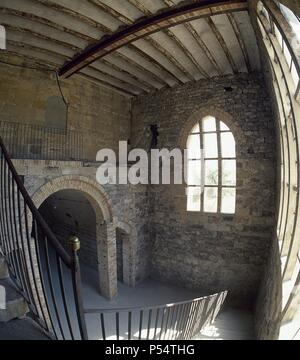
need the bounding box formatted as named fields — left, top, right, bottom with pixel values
left=69, top=236, right=80, bottom=252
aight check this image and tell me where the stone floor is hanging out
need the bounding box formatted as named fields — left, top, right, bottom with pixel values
left=0, top=264, right=254, bottom=340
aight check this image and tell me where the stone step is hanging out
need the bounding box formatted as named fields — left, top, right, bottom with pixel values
left=0, top=278, right=29, bottom=322
left=0, top=256, right=9, bottom=280
left=0, top=316, right=50, bottom=340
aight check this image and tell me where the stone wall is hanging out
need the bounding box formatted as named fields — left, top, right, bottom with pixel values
left=131, top=72, right=276, bottom=308
left=13, top=160, right=151, bottom=288
left=38, top=189, right=99, bottom=270
left=249, top=2, right=283, bottom=339
left=0, top=62, right=131, bottom=161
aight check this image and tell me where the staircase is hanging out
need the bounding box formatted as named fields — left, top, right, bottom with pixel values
left=0, top=135, right=228, bottom=340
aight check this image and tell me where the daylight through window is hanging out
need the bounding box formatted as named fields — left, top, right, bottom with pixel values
left=186, top=116, right=236, bottom=214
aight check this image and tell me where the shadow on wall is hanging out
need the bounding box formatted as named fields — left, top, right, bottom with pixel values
left=38, top=189, right=99, bottom=271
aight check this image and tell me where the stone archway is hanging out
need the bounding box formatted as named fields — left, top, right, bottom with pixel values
left=31, top=175, right=117, bottom=300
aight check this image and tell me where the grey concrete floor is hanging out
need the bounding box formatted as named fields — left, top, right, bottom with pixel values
left=0, top=264, right=254, bottom=340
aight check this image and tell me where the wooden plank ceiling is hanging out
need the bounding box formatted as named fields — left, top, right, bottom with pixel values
left=0, top=0, right=261, bottom=97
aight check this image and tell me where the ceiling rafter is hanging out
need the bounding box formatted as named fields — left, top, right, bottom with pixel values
left=126, top=0, right=152, bottom=16
left=100, top=57, right=156, bottom=92
left=163, top=28, right=209, bottom=78
left=109, top=51, right=166, bottom=89
left=58, top=0, right=248, bottom=78
left=184, top=22, right=222, bottom=76
left=0, top=7, right=170, bottom=89
left=143, top=36, right=193, bottom=82
left=126, top=0, right=209, bottom=79
left=0, top=48, right=134, bottom=97
left=5, top=38, right=143, bottom=96
left=125, top=44, right=179, bottom=86
left=34, top=0, right=110, bottom=33
left=87, top=0, right=133, bottom=26
left=85, top=0, right=191, bottom=82
left=33, top=0, right=188, bottom=83
left=76, top=72, right=135, bottom=97
left=4, top=23, right=153, bottom=93
left=0, top=7, right=94, bottom=41
left=164, top=0, right=222, bottom=76
left=226, top=13, right=252, bottom=73
left=205, top=17, right=238, bottom=74
left=1, top=22, right=79, bottom=51
left=31, top=1, right=177, bottom=86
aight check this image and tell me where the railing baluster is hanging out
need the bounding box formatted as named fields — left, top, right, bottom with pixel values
left=128, top=311, right=132, bottom=340
left=100, top=313, right=106, bottom=340
left=16, top=189, right=39, bottom=315
left=3, top=161, right=17, bottom=280
left=0, top=121, right=85, bottom=161
left=0, top=155, right=10, bottom=259
left=146, top=309, right=152, bottom=340
left=44, top=235, right=65, bottom=339
left=69, top=236, right=88, bottom=340
left=139, top=310, right=143, bottom=340
left=57, top=254, right=75, bottom=340
left=153, top=308, right=160, bottom=340
left=178, top=303, right=188, bottom=340
left=162, top=307, right=171, bottom=340
left=183, top=301, right=196, bottom=340
left=24, top=205, right=48, bottom=328
left=11, top=176, right=29, bottom=298
left=167, top=305, right=176, bottom=340
left=116, top=312, right=120, bottom=341
left=0, top=136, right=88, bottom=341
left=159, top=307, right=166, bottom=340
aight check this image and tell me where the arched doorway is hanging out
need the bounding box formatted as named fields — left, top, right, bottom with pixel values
left=31, top=175, right=117, bottom=300
left=38, top=189, right=99, bottom=272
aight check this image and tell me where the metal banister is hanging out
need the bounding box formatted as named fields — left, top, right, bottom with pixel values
left=0, top=136, right=71, bottom=266
left=0, top=135, right=87, bottom=340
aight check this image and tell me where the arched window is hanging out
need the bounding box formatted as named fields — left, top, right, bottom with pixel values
left=186, top=115, right=236, bottom=214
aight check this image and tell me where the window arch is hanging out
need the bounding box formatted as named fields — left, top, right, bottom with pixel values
left=186, top=115, right=236, bottom=214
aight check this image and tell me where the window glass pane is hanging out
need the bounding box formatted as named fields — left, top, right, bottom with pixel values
left=204, top=187, right=218, bottom=213
left=221, top=132, right=236, bottom=158
left=260, top=4, right=270, bottom=23
left=205, top=160, right=218, bottom=186
left=291, top=61, right=299, bottom=88
left=220, top=121, right=230, bottom=131
left=221, top=188, right=236, bottom=214
left=222, top=160, right=236, bottom=186
left=204, top=133, right=218, bottom=158
left=279, top=3, right=300, bottom=42
left=274, top=24, right=283, bottom=47
left=187, top=187, right=201, bottom=211
left=283, top=41, right=292, bottom=67
left=203, top=116, right=216, bottom=132
left=187, top=160, right=202, bottom=185
left=191, top=123, right=200, bottom=133
left=187, top=134, right=201, bottom=159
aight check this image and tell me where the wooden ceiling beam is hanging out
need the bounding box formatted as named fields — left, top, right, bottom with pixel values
left=164, top=0, right=222, bottom=76
left=0, top=9, right=172, bottom=87
left=227, top=13, right=251, bottom=72
left=205, top=16, right=238, bottom=74
left=86, top=1, right=190, bottom=82
left=58, top=0, right=248, bottom=78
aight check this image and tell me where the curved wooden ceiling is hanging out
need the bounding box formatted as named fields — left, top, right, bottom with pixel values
left=0, top=0, right=261, bottom=97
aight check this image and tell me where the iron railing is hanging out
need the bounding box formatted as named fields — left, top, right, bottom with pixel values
left=84, top=291, right=227, bottom=340
left=0, top=136, right=87, bottom=340
left=0, top=121, right=84, bottom=161
left=0, top=134, right=227, bottom=341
